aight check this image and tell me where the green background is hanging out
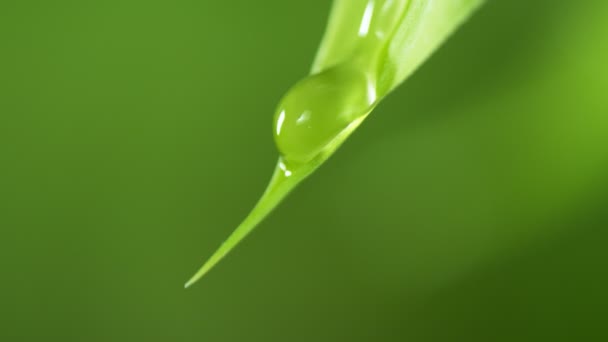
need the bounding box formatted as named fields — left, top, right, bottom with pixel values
left=2, top=0, right=607, bottom=340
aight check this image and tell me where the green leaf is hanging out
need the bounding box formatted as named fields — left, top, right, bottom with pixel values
left=185, top=0, right=485, bottom=288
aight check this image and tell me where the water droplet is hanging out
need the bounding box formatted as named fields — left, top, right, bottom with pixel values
left=273, top=64, right=377, bottom=164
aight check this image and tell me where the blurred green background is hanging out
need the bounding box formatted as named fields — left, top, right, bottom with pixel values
left=1, top=0, right=607, bottom=340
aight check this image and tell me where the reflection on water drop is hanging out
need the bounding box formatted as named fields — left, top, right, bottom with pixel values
left=278, top=158, right=292, bottom=177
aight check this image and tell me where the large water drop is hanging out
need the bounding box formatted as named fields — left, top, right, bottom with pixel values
left=273, top=64, right=377, bottom=164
